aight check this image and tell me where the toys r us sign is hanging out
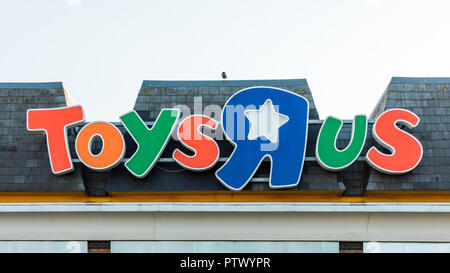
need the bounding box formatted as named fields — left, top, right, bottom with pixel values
left=27, top=87, right=423, bottom=191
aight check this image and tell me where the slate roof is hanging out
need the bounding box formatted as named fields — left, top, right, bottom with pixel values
left=367, top=77, right=450, bottom=190
left=0, top=83, right=85, bottom=191
left=134, top=79, right=320, bottom=120
left=106, top=79, right=362, bottom=194
left=1, top=78, right=448, bottom=195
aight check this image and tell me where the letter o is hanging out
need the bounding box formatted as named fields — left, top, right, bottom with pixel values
left=75, top=122, right=125, bottom=171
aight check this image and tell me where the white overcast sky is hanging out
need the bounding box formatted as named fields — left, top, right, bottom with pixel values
left=1, top=0, right=450, bottom=121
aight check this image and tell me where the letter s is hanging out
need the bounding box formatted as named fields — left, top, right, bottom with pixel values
left=173, top=115, right=219, bottom=171
left=366, top=108, right=423, bottom=174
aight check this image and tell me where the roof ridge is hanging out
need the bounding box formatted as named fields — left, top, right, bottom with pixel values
left=391, top=77, right=450, bottom=84
left=0, top=82, right=63, bottom=89
left=141, top=78, right=308, bottom=87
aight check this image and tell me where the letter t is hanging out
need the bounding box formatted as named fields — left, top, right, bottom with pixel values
left=27, top=105, right=85, bottom=174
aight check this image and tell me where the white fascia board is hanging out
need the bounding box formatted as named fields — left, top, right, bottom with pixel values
left=0, top=202, right=449, bottom=213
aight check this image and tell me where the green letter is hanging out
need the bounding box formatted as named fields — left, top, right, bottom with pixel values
left=316, top=115, right=367, bottom=171
left=120, top=109, right=180, bottom=178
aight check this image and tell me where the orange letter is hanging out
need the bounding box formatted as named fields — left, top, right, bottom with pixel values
left=173, top=115, right=219, bottom=171
left=27, top=105, right=85, bottom=175
left=75, top=122, right=125, bottom=171
left=366, top=109, right=423, bottom=174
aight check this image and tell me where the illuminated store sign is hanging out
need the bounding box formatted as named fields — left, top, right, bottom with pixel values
left=26, top=86, right=423, bottom=191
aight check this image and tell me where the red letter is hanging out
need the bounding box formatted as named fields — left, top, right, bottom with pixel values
left=366, top=109, right=423, bottom=174
left=173, top=115, right=219, bottom=171
left=27, top=106, right=85, bottom=174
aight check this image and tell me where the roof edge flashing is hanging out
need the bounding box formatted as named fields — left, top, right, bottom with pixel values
left=369, top=77, right=393, bottom=119
left=141, top=78, right=308, bottom=87
left=0, top=82, right=63, bottom=89
left=63, top=88, right=76, bottom=106
left=391, top=77, right=450, bottom=84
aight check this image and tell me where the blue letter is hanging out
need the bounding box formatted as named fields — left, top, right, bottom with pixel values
left=216, top=87, right=309, bottom=191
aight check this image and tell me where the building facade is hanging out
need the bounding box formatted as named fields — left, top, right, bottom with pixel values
left=0, top=77, right=449, bottom=253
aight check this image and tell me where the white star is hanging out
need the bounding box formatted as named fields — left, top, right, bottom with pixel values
left=244, top=99, right=289, bottom=143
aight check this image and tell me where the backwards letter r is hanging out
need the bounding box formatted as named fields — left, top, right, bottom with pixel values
left=216, top=87, right=309, bottom=191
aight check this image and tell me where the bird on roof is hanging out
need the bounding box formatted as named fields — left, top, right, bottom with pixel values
left=221, top=72, right=227, bottom=79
